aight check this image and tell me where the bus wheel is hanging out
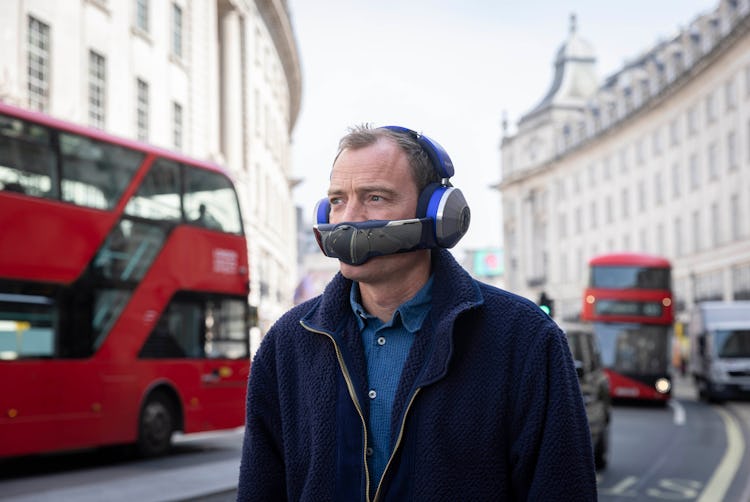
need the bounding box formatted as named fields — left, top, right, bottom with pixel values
left=137, top=392, right=175, bottom=457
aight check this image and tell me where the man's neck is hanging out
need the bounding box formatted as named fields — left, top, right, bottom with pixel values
left=358, top=263, right=431, bottom=323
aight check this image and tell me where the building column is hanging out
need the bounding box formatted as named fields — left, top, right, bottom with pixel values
left=219, top=6, right=244, bottom=175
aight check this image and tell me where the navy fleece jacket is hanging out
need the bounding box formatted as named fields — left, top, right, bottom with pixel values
left=237, top=249, right=597, bottom=501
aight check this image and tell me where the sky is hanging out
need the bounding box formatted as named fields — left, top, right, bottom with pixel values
left=287, top=0, right=718, bottom=254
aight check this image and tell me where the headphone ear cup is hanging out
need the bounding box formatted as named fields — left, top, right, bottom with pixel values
left=428, top=187, right=471, bottom=248
left=416, top=182, right=441, bottom=219
left=314, top=198, right=330, bottom=224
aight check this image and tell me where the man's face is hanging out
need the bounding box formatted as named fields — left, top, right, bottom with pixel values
left=326, top=137, right=426, bottom=283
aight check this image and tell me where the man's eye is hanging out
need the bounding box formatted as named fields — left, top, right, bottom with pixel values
left=370, top=195, right=382, bottom=202
left=329, top=197, right=342, bottom=206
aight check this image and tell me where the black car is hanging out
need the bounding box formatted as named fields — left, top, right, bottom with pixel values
left=563, top=322, right=612, bottom=470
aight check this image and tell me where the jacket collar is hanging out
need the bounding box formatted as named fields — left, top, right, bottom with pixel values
left=300, top=249, right=484, bottom=384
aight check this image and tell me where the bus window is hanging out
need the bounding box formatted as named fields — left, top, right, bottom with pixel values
left=0, top=115, right=58, bottom=198
left=205, top=298, right=249, bottom=359
left=93, top=219, right=167, bottom=282
left=92, top=289, right=131, bottom=350
left=139, top=294, right=249, bottom=360
left=0, top=291, right=55, bottom=359
left=59, top=132, right=144, bottom=209
left=184, top=167, right=242, bottom=234
left=125, top=159, right=181, bottom=221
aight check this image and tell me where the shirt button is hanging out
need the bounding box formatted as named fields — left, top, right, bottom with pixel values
left=377, top=336, right=386, bottom=346
left=368, top=389, right=377, bottom=399
left=366, top=447, right=374, bottom=456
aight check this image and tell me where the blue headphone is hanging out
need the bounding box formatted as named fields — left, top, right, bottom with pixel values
left=313, top=126, right=471, bottom=266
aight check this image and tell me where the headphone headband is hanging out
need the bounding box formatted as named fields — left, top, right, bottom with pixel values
left=381, top=125, right=455, bottom=178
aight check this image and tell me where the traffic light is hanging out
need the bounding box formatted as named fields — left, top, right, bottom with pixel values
left=538, top=291, right=555, bottom=317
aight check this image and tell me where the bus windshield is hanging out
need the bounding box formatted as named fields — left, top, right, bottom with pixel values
left=594, top=322, right=670, bottom=374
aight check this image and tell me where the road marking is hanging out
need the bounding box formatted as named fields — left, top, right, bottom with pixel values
left=669, top=399, right=686, bottom=425
left=696, top=407, right=744, bottom=502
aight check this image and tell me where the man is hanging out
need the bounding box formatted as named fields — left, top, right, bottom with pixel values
left=237, top=125, right=597, bottom=501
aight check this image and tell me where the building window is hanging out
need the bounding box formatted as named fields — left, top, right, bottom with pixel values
left=687, top=105, right=698, bottom=136
left=711, top=202, right=720, bottom=247
left=558, top=213, right=567, bottom=239
left=172, top=101, right=183, bottom=149
left=692, top=210, right=701, bottom=253
left=669, top=118, right=680, bottom=146
left=619, top=147, right=628, bottom=173
left=574, top=206, right=582, bottom=234
left=707, top=142, right=718, bottom=180
left=555, top=178, right=566, bottom=202
left=705, top=91, right=717, bottom=124
left=725, top=77, right=737, bottom=110
left=171, top=3, right=183, bottom=59
left=652, top=128, right=662, bottom=156
left=672, top=162, right=681, bottom=198
left=639, top=228, right=648, bottom=252
left=733, top=263, right=750, bottom=300
left=136, top=0, right=149, bottom=32
left=590, top=201, right=598, bottom=229
left=654, top=172, right=663, bottom=206
left=88, top=50, right=106, bottom=129
left=727, top=130, right=737, bottom=170
left=587, top=163, right=596, bottom=187
left=621, top=187, right=630, bottom=219
left=674, top=216, right=683, bottom=257
left=731, top=194, right=741, bottom=240
left=136, top=78, right=149, bottom=141
left=27, top=16, right=50, bottom=112
left=689, top=153, right=700, bottom=191
left=656, top=223, right=665, bottom=255
left=605, top=195, right=613, bottom=224
left=602, top=156, right=612, bottom=181
left=635, top=137, right=645, bottom=165
left=638, top=180, right=646, bottom=212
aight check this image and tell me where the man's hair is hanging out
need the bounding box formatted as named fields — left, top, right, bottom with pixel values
left=335, top=124, right=441, bottom=192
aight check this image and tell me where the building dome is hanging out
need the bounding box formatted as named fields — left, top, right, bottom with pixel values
left=521, top=14, right=598, bottom=121
left=555, top=14, right=595, bottom=63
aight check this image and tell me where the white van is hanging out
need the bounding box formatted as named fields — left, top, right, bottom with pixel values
left=689, top=301, right=750, bottom=402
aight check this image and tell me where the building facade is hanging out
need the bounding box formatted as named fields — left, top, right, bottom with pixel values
left=498, top=0, right=750, bottom=324
left=0, top=0, right=302, bottom=334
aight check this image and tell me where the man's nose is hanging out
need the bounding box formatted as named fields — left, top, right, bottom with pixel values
left=339, top=199, right=366, bottom=222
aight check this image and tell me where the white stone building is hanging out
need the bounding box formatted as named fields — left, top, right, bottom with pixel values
left=498, top=0, right=750, bottom=323
left=0, top=0, right=302, bottom=333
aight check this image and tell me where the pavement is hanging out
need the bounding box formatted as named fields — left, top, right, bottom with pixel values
left=672, top=371, right=698, bottom=401
left=1, top=457, right=240, bottom=502
left=0, top=427, right=245, bottom=502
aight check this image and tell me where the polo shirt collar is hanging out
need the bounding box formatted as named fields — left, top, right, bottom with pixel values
left=349, top=275, right=434, bottom=332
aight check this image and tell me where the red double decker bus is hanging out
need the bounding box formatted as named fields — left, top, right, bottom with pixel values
left=0, top=102, right=251, bottom=458
left=581, top=253, right=673, bottom=402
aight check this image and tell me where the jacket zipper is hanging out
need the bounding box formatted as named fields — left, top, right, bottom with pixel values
left=300, top=321, right=372, bottom=501
left=372, top=388, right=421, bottom=502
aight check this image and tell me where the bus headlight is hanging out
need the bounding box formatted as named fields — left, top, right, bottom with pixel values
left=655, top=378, right=671, bottom=394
